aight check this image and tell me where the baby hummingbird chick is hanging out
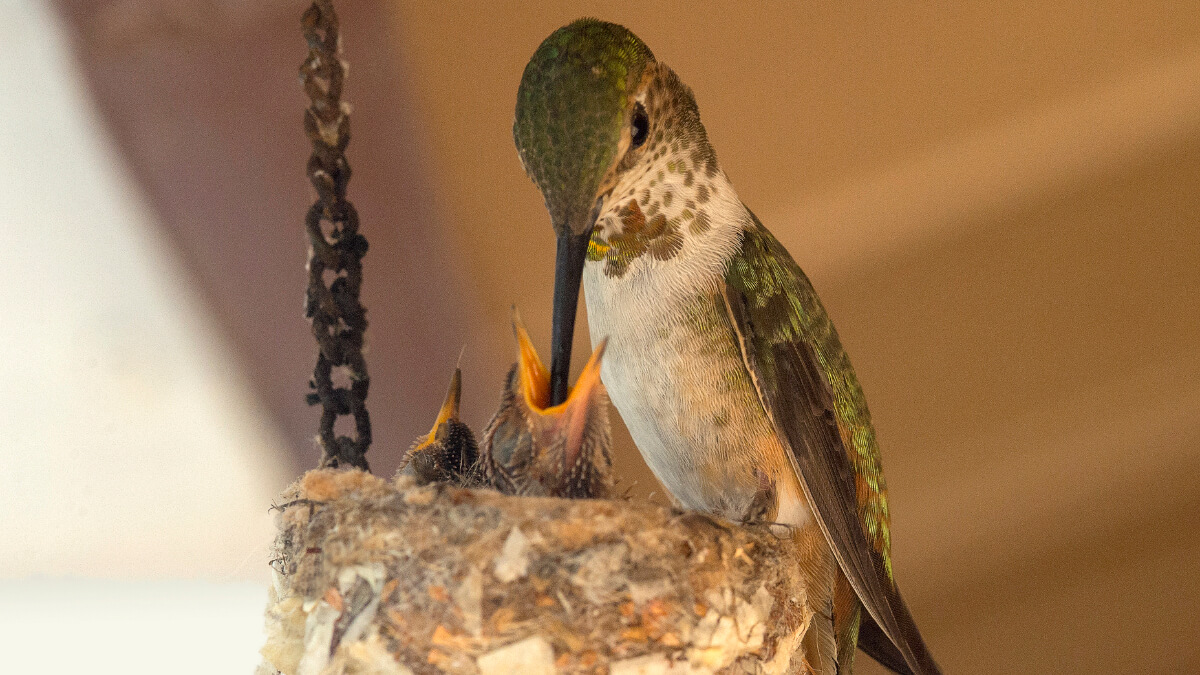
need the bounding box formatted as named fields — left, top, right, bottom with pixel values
left=401, top=367, right=480, bottom=486
left=480, top=312, right=613, bottom=499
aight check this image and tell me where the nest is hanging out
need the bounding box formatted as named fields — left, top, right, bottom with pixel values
left=257, top=469, right=826, bottom=675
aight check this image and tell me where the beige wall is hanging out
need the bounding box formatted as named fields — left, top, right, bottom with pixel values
left=47, top=1, right=1200, bottom=672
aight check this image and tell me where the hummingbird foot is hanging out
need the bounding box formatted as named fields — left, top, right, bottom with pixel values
left=725, top=470, right=805, bottom=538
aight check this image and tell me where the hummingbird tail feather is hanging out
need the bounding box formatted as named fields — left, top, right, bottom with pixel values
left=856, top=611, right=915, bottom=675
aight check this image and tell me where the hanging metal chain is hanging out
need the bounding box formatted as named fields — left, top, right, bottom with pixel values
left=300, top=0, right=371, bottom=470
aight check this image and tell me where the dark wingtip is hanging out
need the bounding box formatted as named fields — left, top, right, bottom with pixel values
left=861, top=591, right=944, bottom=675
left=858, top=612, right=915, bottom=675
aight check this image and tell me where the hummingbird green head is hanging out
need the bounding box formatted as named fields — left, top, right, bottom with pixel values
left=514, top=19, right=654, bottom=238
left=515, top=19, right=715, bottom=405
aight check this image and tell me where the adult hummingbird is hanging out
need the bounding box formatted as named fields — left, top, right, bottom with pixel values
left=513, top=19, right=941, bottom=675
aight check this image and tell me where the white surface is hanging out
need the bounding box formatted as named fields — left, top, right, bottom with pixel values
left=0, top=579, right=271, bottom=674
left=0, top=0, right=290, bottom=577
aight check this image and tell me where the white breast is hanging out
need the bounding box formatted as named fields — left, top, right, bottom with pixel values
left=582, top=172, right=776, bottom=516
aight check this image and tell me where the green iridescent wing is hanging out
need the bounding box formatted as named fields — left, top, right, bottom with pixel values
left=721, top=212, right=940, bottom=675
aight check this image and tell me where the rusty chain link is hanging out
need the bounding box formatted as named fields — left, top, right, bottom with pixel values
left=300, top=0, right=371, bottom=470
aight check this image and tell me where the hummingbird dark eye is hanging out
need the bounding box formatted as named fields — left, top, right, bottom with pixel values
left=630, top=103, right=649, bottom=149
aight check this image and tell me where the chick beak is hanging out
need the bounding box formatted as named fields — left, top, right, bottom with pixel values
left=514, top=311, right=607, bottom=462
left=553, top=337, right=608, bottom=467
left=428, top=367, right=462, bottom=442
left=513, top=309, right=551, bottom=411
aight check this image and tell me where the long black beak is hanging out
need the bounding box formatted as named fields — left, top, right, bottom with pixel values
left=549, top=225, right=593, bottom=406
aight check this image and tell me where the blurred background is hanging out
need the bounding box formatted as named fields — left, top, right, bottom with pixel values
left=3, top=0, right=1198, bottom=672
